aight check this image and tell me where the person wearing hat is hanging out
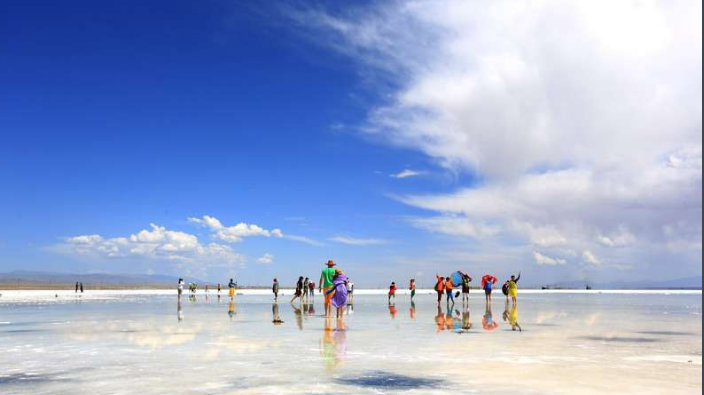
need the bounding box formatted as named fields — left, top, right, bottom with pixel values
left=319, top=260, right=337, bottom=317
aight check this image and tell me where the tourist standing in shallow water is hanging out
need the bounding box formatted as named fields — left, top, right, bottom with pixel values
left=291, top=276, right=304, bottom=304
left=228, top=278, right=236, bottom=299
left=409, top=279, right=416, bottom=301
left=303, top=277, right=310, bottom=301
left=482, top=274, right=498, bottom=304
left=331, top=269, right=349, bottom=319
left=435, top=274, right=445, bottom=305
left=388, top=282, right=398, bottom=303
left=177, top=278, right=184, bottom=298
left=444, top=277, right=455, bottom=306
left=272, top=278, right=279, bottom=302
left=507, top=272, right=521, bottom=306
left=319, top=260, right=337, bottom=316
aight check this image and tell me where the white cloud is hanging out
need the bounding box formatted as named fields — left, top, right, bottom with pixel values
left=61, top=223, right=245, bottom=266
left=257, top=253, right=274, bottom=265
left=533, top=251, right=566, bottom=266
left=408, top=216, right=500, bottom=239
left=329, top=235, right=389, bottom=246
left=188, top=215, right=284, bottom=243
left=390, top=169, right=424, bottom=179
left=292, top=0, right=702, bottom=275
left=597, top=226, right=636, bottom=247
left=582, top=250, right=602, bottom=266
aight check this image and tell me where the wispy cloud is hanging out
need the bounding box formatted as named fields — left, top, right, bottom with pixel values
left=257, top=253, right=274, bottom=265
left=390, top=169, right=424, bottom=179
left=329, top=235, right=389, bottom=246
left=283, top=234, right=324, bottom=247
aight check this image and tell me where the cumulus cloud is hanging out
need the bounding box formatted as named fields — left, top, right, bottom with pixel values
left=188, top=215, right=284, bottom=243
left=533, top=251, right=566, bottom=266
left=329, top=235, right=389, bottom=246
left=257, top=253, right=274, bottom=265
left=291, top=0, right=702, bottom=276
left=390, top=169, right=424, bottom=179
left=62, top=223, right=245, bottom=266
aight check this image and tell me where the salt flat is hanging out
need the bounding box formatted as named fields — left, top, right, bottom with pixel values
left=0, top=292, right=700, bottom=394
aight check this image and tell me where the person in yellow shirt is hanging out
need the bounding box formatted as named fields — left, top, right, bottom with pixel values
left=507, top=272, right=521, bottom=306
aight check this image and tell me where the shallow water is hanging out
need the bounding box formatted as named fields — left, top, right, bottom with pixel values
left=0, top=292, right=701, bottom=394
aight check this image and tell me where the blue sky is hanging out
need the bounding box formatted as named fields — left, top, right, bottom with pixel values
left=0, top=1, right=701, bottom=287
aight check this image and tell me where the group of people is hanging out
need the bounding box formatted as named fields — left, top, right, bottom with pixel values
left=274, top=260, right=355, bottom=319
left=74, top=282, right=84, bottom=293
left=177, top=278, right=238, bottom=299
left=426, top=271, right=522, bottom=307
left=176, top=263, right=524, bottom=332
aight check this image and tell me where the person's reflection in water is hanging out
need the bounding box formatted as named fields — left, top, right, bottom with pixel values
left=445, top=309, right=455, bottom=331
left=189, top=294, right=196, bottom=303
left=292, top=303, right=303, bottom=330
left=435, top=305, right=446, bottom=332
left=177, top=298, right=183, bottom=322
left=228, top=300, right=235, bottom=320
left=508, top=305, right=522, bottom=332
left=388, top=302, right=397, bottom=319
left=502, top=298, right=510, bottom=324
left=457, top=305, right=471, bottom=333
left=308, top=302, right=316, bottom=316
left=321, top=315, right=347, bottom=372
left=346, top=303, right=354, bottom=315
left=409, top=301, right=416, bottom=321
left=272, top=303, right=284, bottom=325
left=482, top=302, right=499, bottom=331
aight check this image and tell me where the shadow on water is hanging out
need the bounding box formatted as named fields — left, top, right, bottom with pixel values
left=635, top=331, right=697, bottom=336
left=336, top=371, right=445, bottom=389
left=576, top=336, right=663, bottom=343
left=0, top=372, right=73, bottom=386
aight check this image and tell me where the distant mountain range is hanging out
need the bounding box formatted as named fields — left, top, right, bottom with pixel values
left=548, top=275, right=702, bottom=290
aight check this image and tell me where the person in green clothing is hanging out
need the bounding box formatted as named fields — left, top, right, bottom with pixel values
left=318, top=260, right=337, bottom=317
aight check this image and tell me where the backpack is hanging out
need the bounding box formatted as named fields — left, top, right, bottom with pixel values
left=434, top=282, right=440, bottom=292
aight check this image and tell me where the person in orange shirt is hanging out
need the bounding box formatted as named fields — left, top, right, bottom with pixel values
left=435, top=275, right=445, bottom=305
left=445, top=277, right=455, bottom=306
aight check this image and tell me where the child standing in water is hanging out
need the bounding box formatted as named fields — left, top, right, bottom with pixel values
left=409, top=279, right=416, bottom=301
left=444, top=277, right=455, bottom=305
left=388, top=282, right=398, bottom=303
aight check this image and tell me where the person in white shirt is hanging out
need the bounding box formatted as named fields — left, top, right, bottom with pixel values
left=177, top=278, right=185, bottom=298
left=346, top=280, right=354, bottom=303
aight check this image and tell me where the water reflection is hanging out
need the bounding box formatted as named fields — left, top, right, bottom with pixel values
left=409, top=301, right=416, bottom=320
left=292, top=303, right=303, bottom=330
left=388, top=303, right=397, bottom=319
left=177, top=299, right=183, bottom=322
left=435, top=306, right=445, bottom=332
left=321, top=316, right=347, bottom=371
left=460, top=306, right=472, bottom=332
left=508, top=305, right=522, bottom=332
left=228, top=300, right=235, bottom=320
left=482, top=303, right=498, bottom=331
left=272, top=303, right=283, bottom=325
